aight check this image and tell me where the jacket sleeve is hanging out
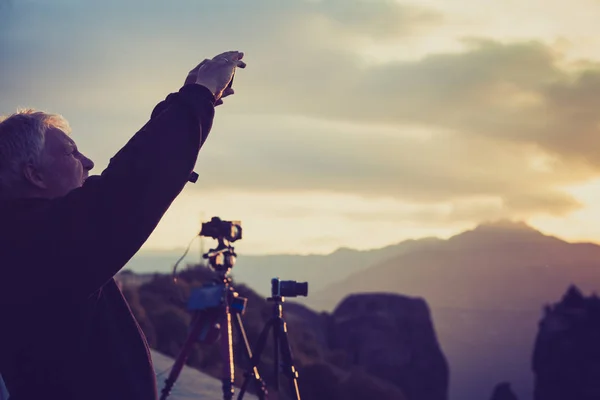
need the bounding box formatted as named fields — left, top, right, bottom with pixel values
left=0, top=84, right=216, bottom=301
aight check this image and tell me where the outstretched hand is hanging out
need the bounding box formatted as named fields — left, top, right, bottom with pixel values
left=184, top=51, right=246, bottom=106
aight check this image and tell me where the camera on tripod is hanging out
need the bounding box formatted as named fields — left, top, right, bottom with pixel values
left=200, top=216, right=242, bottom=242
left=272, top=278, right=308, bottom=298
left=199, top=217, right=242, bottom=272
left=163, top=216, right=305, bottom=400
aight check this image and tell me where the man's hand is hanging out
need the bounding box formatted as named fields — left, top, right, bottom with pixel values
left=184, top=51, right=246, bottom=106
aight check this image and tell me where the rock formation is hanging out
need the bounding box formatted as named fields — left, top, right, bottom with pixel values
left=329, top=293, right=449, bottom=400
left=532, top=285, right=600, bottom=400
left=489, top=382, right=518, bottom=400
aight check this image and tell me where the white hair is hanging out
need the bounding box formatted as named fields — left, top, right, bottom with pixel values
left=0, top=109, right=71, bottom=199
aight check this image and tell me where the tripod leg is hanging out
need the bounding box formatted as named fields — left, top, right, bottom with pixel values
left=234, top=313, right=268, bottom=400
left=220, top=307, right=235, bottom=400
left=273, top=319, right=279, bottom=393
left=160, top=311, right=215, bottom=400
left=277, top=320, right=302, bottom=400
left=237, top=319, right=276, bottom=400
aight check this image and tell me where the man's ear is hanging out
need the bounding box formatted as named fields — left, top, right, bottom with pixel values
left=23, top=163, right=47, bottom=190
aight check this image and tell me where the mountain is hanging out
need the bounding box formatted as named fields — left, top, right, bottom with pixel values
left=305, top=220, right=600, bottom=400
left=307, top=220, right=600, bottom=311
left=124, top=220, right=600, bottom=399
left=124, top=237, right=444, bottom=297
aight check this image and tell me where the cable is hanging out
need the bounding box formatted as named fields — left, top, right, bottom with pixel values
left=171, top=234, right=199, bottom=303
left=172, top=235, right=198, bottom=283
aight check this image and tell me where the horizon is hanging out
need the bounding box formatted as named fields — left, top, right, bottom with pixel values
left=130, top=218, right=600, bottom=257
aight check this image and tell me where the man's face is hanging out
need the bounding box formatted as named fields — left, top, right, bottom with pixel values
left=36, top=127, right=95, bottom=198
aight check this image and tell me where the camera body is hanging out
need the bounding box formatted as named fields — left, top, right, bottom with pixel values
left=271, top=278, right=308, bottom=298
left=200, top=216, right=242, bottom=242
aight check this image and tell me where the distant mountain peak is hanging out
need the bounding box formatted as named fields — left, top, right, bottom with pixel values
left=474, top=219, right=537, bottom=232
left=446, top=219, right=561, bottom=248
left=330, top=246, right=358, bottom=255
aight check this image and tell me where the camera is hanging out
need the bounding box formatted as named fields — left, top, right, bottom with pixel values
left=271, top=278, right=308, bottom=298
left=200, top=216, right=242, bottom=242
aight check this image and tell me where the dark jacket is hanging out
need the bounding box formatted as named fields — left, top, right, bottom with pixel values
left=0, top=84, right=216, bottom=400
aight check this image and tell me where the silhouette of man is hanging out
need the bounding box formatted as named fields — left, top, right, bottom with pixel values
left=0, top=51, right=246, bottom=400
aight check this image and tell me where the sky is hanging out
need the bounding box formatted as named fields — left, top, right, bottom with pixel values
left=4, top=0, right=600, bottom=254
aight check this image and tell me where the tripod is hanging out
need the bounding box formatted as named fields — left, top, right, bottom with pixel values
left=159, top=238, right=267, bottom=400
left=238, top=281, right=302, bottom=400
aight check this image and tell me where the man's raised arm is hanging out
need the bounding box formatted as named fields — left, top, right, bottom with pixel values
left=0, top=51, right=246, bottom=301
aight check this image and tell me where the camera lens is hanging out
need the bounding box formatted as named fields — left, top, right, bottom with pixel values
left=294, top=282, right=308, bottom=297
left=278, top=280, right=308, bottom=297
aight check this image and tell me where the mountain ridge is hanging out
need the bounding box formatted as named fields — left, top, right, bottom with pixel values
left=127, top=219, right=583, bottom=298
left=300, top=219, right=600, bottom=400
left=120, top=219, right=600, bottom=400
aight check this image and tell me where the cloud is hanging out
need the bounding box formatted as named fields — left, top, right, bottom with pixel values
left=0, top=0, right=443, bottom=109
left=308, top=0, right=443, bottom=40
left=193, top=114, right=586, bottom=218
left=237, top=36, right=600, bottom=169
left=0, top=0, right=598, bottom=224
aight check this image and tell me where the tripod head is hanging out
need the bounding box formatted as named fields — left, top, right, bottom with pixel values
left=200, top=216, right=242, bottom=275
left=203, top=237, right=237, bottom=275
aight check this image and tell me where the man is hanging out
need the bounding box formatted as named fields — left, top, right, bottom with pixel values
left=0, top=50, right=246, bottom=400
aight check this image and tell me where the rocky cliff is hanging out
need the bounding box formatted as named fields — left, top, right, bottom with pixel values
left=532, top=285, right=600, bottom=400
left=489, top=382, right=519, bottom=400
left=329, top=293, right=449, bottom=400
